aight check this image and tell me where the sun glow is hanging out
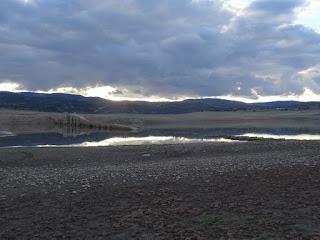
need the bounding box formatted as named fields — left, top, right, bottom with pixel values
left=296, top=0, right=320, bottom=33
left=0, top=82, right=23, bottom=92
left=212, top=88, right=320, bottom=103
left=1, top=81, right=320, bottom=103
left=225, top=0, right=320, bottom=33
left=43, top=85, right=186, bottom=102
left=223, top=0, right=253, bottom=15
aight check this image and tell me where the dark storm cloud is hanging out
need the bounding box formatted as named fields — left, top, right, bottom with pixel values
left=0, top=0, right=319, bottom=98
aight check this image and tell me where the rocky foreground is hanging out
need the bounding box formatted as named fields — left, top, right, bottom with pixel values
left=1, top=141, right=320, bottom=239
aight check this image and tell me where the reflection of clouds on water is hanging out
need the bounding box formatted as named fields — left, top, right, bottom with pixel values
left=0, top=131, right=15, bottom=138
left=63, top=136, right=238, bottom=147
left=2, top=129, right=320, bottom=148
left=239, top=133, right=320, bottom=141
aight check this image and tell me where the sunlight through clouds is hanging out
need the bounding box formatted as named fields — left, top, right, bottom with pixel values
left=1, top=80, right=319, bottom=103
left=223, top=0, right=253, bottom=14
left=214, top=88, right=320, bottom=103
left=296, top=0, right=320, bottom=32
left=40, top=85, right=186, bottom=102
left=0, top=0, right=320, bottom=100
left=226, top=0, right=319, bottom=32
left=0, top=82, right=23, bottom=92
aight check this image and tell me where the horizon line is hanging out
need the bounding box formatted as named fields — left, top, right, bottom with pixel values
left=1, top=89, right=320, bottom=104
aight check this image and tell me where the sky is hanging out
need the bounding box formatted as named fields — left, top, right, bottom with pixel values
left=0, top=0, right=320, bottom=102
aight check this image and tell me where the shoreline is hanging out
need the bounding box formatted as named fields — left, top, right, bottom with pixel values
left=1, top=141, right=320, bottom=239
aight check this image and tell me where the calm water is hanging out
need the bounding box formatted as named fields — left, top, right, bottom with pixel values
left=0, top=128, right=320, bottom=147
left=238, top=133, right=320, bottom=140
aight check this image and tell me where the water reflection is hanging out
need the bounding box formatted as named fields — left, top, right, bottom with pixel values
left=0, top=130, right=241, bottom=147
left=1, top=128, right=320, bottom=148
left=69, top=136, right=236, bottom=147
left=238, top=133, right=320, bottom=141
left=0, top=131, right=15, bottom=138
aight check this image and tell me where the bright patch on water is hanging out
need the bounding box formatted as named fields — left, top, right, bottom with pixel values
left=1, top=128, right=319, bottom=148
left=0, top=131, right=15, bottom=138
left=239, top=133, right=320, bottom=141
left=38, top=136, right=238, bottom=147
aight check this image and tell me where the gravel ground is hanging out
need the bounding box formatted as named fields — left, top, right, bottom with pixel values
left=1, top=141, right=320, bottom=239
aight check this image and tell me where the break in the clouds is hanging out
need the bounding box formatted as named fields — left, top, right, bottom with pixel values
left=0, top=0, right=320, bottom=101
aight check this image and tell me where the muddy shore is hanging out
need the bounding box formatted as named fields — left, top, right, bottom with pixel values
left=1, top=141, right=320, bottom=239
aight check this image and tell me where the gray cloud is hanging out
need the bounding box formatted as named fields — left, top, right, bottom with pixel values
left=0, top=0, right=319, bottom=98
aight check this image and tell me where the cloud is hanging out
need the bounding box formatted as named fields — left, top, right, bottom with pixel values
left=0, top=0, right=319, bottom=100
left=0, top=81, right=23, bottom=92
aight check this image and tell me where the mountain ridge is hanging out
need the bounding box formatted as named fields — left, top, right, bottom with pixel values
left=0, top=91, right=319, bottom=114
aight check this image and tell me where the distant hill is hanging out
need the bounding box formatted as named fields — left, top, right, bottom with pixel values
left=0, top=91, right=319, bottom=114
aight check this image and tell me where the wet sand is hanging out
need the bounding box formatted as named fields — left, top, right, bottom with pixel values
left=1, top=141, right=320, bottom=239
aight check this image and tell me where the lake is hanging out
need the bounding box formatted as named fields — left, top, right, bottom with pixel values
left=1, top=128, right=320, bottom=147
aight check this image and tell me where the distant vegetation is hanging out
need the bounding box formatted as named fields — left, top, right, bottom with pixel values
left=56, top=113, right=134, bottom=132
left=0, top=91, right=319, bottom=114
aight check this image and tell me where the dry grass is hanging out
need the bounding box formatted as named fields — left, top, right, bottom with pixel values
left=0, top=109, right=319, bottom=134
